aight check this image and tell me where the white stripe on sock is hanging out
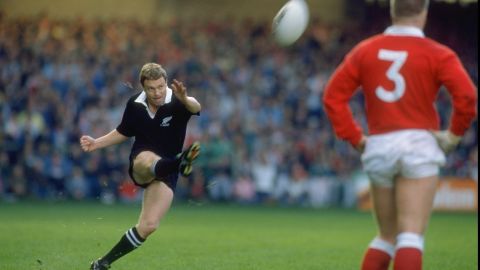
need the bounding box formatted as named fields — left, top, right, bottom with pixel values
left=125, top=230, right=142, bottom=248
left=396, top=232, right=424, bottom=252
left=125, top=232, right=139, bottom=247
left=369, top=237, right=395, bottom=258
left=127, top=229, right=143, bottom=246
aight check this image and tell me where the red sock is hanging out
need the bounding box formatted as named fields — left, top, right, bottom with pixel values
left=361, top=248, right=392, bottom=270
left=394, top=247, right=422, bottom=270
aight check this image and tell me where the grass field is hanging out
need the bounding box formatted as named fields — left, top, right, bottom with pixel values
left=0, top=201, right=477, bottom=270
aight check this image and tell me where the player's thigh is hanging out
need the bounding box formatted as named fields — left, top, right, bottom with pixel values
left=395, top=175, right=438, bottom=234
left=132, top=151, right=159, bottom=184
left=137, top=181, right=174, bottom=229
left=395, top=130, right=443, bottom=233
left=370, top=183, right=397, bottom=242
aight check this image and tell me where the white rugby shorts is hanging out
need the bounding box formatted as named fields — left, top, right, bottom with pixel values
left=361, top=129, right=446, bottom=187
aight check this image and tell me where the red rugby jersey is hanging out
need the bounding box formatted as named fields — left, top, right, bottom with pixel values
left=323, top=26, right=477, bottom=146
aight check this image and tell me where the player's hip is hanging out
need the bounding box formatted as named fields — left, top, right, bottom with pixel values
left=361, top=129, right=446, bottom=186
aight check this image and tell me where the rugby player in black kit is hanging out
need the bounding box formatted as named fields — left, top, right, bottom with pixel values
left=80, top=63, right=201, bottom=270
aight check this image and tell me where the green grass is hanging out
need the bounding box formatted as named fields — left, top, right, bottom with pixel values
left=0, top=201, right=477, bottom=270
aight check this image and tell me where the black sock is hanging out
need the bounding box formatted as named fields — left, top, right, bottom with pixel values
left=101, top=227, right=145, bottom=265
left=153, top=158, right=181, bottom=178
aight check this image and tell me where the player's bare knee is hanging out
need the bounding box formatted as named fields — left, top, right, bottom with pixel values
left=135, top=151, right=160, bottom=168
left=138, top=220, right=159, bottom=238
left=132, top=171, right=154, bottom=186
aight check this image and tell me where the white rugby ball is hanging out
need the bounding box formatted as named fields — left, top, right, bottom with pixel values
left=272, top=0, right=309, bottom=46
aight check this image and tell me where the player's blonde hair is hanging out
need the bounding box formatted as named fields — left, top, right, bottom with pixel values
left=390, top=0, right=429, bottom=19
left=139, top=63, right=167, bottom=87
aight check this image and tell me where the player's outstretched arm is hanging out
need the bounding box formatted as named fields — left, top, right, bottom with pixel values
left=171, top=79, right=201, bottom=114
left=80, top=129, right=128, bottom=152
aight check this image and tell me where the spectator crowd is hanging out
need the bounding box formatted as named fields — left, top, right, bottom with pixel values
left=0, top=2, right=477, bottom=207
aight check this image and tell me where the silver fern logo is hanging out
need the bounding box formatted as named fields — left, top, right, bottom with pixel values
left=160, top=116, right=172, bottom=127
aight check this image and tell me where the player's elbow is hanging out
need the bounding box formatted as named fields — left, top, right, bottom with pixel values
left=322, top=92, right=330, bottom=107
left=193, top=103, right=202, bottom=114
left=471, top=92, right=478, bottom=118
left=322, top=92, right=337, bottom=116
left=187, top=98, right=201, bottom=114
left=461, top=89, right=478, bottom=118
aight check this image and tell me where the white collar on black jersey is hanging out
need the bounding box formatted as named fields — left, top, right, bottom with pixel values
left=134, top=87, right=173, bottom=119
left=384, top=25, right=425, bottom=38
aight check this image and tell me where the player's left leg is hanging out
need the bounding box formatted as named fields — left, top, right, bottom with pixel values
left=361, top=183, right=396, bottom=270
left=393, top=175, right=438, bottom=270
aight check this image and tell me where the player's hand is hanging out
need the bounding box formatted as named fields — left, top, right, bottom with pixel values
left=355, top=135, right=368, bottom=153
left=171, top=79, right=188, bottom=100
left=80, top=135, right=96, bottom=152
left=430, top=130, right=462, bottom=153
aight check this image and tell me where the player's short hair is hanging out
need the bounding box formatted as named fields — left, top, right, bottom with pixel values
left=139, top=63, right=167, bottom=87
left=390, top=0, right=429, bottom=19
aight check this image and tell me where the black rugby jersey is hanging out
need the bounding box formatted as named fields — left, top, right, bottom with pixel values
left=116, top=88, right=198, bottom=159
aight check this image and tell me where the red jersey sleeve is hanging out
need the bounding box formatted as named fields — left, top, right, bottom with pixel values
left=323, top=48, right=364, bottom=146
left=436, top=48, right=477, bottom=136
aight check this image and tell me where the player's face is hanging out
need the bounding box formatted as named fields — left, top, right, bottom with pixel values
left=143, top=77, right=167, bottom=107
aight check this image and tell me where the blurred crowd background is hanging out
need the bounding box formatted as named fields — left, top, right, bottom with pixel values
left=0, top=0, right=477, bottom=207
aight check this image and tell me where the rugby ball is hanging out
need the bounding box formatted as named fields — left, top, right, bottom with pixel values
left=272, top=0, right=309, bottom=46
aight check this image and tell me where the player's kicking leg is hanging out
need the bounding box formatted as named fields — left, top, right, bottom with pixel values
left=178, top=141, right=201, bottom=177
left=139, top=141, right=201, bottom=179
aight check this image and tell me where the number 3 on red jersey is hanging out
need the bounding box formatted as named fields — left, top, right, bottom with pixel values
left=376, top=49, right=408, bottom=103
